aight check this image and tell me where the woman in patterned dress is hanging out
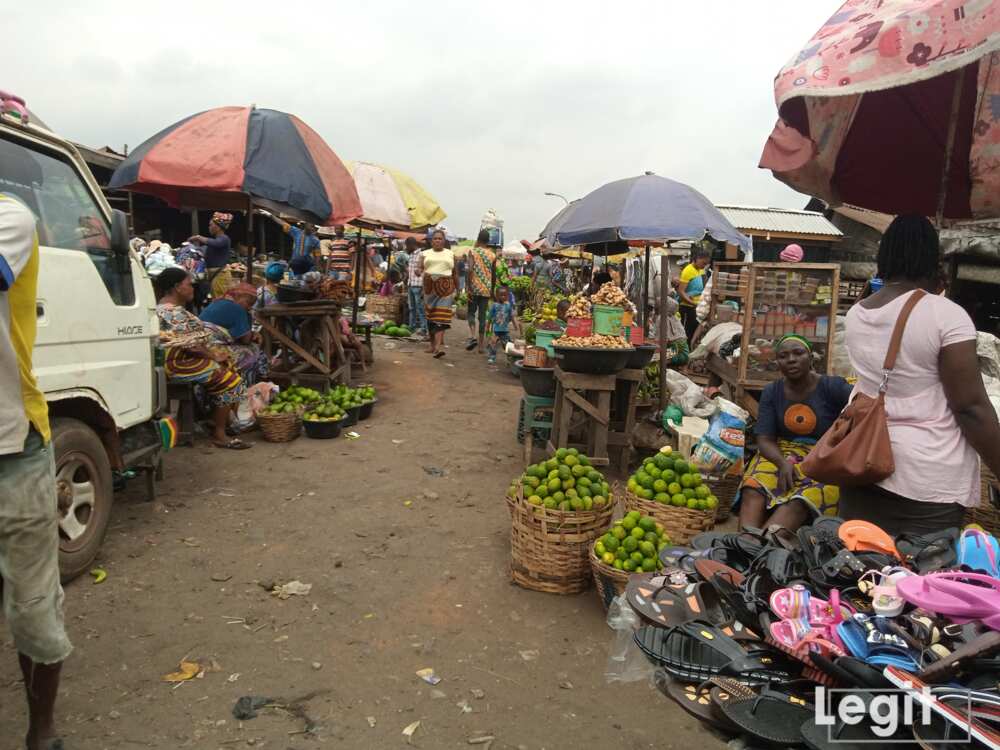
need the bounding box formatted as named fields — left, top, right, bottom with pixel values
left=155, top=267, right=251, bottom=450
left=736, top=334, right=851, bottom=531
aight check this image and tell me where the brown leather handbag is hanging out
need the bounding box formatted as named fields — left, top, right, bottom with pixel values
left=800, top=290, right=926, bottom=487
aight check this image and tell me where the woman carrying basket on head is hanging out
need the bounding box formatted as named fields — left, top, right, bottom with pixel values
left=419, top=229, right=459, bottom=358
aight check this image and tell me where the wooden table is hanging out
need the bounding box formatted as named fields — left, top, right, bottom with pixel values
left=546, top=367, right=642, bottom=473
left=257, top=300, right=352, bottom=390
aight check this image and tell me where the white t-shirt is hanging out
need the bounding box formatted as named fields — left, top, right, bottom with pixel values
left=845, top=291, right=978, bottom=506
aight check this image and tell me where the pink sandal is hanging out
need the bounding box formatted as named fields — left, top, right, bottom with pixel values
left=770, top=585, right=850, bottom=625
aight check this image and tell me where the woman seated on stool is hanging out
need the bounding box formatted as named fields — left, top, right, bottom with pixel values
left=736, top=333, right=852, bottom=531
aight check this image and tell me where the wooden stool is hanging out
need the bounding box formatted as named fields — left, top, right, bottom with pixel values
left=517, top=395, right=554, bottom=466
left=547, top=367, right=616, bottom=467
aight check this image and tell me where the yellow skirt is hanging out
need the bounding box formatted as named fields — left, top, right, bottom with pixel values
left=740, top=439, right=840, bottom=516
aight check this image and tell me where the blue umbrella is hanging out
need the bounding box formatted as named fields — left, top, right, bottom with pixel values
left=543, top=172, right=750, bottom=252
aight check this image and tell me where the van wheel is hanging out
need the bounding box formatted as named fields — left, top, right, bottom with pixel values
left=51, top=418, right=113, bottom=582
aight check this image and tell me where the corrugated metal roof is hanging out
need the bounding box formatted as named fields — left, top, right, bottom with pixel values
left=715, top=206, right=843, bottom=238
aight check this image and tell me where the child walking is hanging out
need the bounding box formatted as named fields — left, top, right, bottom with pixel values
left=486, top=286, right=518, bottom=365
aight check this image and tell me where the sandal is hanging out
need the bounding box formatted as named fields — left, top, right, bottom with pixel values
left=957, top=527, right=1000, bottom=577
left=433, top=351, right=446, bottom=358
left=654, top=670, right=741, bottom=733
left=634, top=621, right=798, bottom=683
left=213, top=438, right=252, bottom=450
left=895, top=528, right=959, bottom=573
left=884, top=667, right=1000, bottom=749
left=837, top=614, right=920, bottom=670
left=838, top=520, right=900, bottom=558
left=918, top=630, right=1000, bottom=683
left=715, top=680, right=815, bottom=746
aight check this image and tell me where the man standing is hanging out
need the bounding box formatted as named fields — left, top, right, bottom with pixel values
left=268, top=216, right=321, bottom=268
left=405, top=237, right=427, bottom=336
left=0, top=194, right=73, bottom=750
left=326, top=225, right=355, bottom=280
left=465, top=229, right=497, bottom=353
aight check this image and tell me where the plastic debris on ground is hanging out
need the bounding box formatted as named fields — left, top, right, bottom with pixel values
left=416, top=667, right=441, bottom=685
left=271, top=580, right=312, bottom=599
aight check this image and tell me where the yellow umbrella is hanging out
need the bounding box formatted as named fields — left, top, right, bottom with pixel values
left=345, top=160, right=446, bottom=229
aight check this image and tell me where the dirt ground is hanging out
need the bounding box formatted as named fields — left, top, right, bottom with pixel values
left=2, top=328, right=722, bottom=749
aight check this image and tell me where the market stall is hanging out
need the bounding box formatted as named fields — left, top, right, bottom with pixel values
left=109, top=105, right=363, bottom=282
left=703, top=261, right=840, bottom=417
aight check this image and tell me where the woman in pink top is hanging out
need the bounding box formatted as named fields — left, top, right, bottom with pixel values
left=841, top=215, right=1000, bottom=535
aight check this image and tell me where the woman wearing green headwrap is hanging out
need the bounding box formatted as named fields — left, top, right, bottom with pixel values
left=735, top=333, right=853, bottom=531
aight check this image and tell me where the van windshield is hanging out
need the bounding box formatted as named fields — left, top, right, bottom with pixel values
left=0, top=134, right=111, bottom=254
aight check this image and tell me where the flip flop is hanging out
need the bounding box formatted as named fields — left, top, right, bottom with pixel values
left=715, top=681, right=815, bottom=746
left=957, top=528, right=1000, bottom=577
left=898, top=572, right=1000, bottom=628
left=800, top=690, right=918, bottom=750
left=884, top=666, right=1000, bottom=750
left=655, top=671, right=742, bottom=732
left=838, top=520, right=900, bottom=558
left=624, top=575, right=712, bottom=628
left=212, top=438, right=252, bottom=450
left=634, top=622, right=797, bottom=683
left=433, top=351, right=446, bottom=358
left=694, top=559, right=744, bottom=588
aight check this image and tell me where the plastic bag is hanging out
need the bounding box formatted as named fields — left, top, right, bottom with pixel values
left=691, top=397, right=748, bottom=473
left=663, top=369, right=717, bottom=419
left=234, top=382, right=278, bottom=430
left=604, top=594, right=653, bottom=684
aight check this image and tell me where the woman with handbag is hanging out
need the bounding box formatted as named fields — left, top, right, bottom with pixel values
left=836, top=215, right=1000, bottom=535
left=737, top=334, right=853, bottom=531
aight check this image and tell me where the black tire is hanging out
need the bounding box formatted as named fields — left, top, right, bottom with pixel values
left=51, top=417, right=113, bottom=582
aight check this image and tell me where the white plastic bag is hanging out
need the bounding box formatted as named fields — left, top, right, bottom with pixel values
left=604, top=594, right=654, bottom=684
left=233, top=382, right=278, bottom=430
left=663, top=369, right=718, bottom=419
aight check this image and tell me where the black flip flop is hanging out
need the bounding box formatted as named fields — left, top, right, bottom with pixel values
left=433, top=351, right=446, bottom=358
left=464, top=339, right=478, bottom=351
left=800, top=691, right=919, bottom=750
left=716, top=681, right=815, bottom=746
left=634, top=622, right=797, bottom=683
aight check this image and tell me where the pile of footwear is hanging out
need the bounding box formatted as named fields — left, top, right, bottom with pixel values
left=624, top=517, right=1000, bottom=747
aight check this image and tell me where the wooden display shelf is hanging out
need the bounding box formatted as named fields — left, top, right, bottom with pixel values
left=706, top=263, right=841, bottom=417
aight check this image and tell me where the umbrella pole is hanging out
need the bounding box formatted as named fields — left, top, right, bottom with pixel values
left=658, top=254, right=670, bottom=415
left=642, top=243, right=651, bottom=334
left=352, top=229, right=363, bottom=328
left=936, top=70, right=965, bottom=227
left=245, top=197, right=254, bottom=281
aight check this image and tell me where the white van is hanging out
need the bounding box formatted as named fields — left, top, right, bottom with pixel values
left=1, top=103, right=165, bottom=580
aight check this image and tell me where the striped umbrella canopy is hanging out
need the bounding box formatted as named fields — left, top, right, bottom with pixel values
left=110, top=106, right=362, bottom=225
left=759, top=0, right=1000, bottom=221
left=343, top=160, right=446, bottom=230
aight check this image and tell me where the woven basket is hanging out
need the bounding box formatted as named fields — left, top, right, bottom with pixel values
left=507, top=491, right=615, bottom=595
left=257, top=409, right=302, bottom=443
left=622, top=489, right=714, bottom=545
left=455, top=305, right=468, bottom=320
left=964, top=465, right=1000, bottom=535
left=589, top=551, right=632, bottom=611
left=706, top=473, right=741, bottom=524
left=367, top=293, right=402, bottom=321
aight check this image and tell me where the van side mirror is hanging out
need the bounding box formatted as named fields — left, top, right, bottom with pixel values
left=110, top=209, right=130, bottom=255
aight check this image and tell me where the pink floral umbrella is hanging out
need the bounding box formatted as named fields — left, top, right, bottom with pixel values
left=759, top=0, right=1000, bottom=221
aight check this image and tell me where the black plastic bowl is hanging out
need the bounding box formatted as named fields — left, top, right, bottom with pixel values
left=276, top=283, right=316, bottom=303
left=302, top=418, right=344, bottom=439
left=626, top=344, right=657, bottom=370
left=552, top=344, right=633, bottom=375
left=342, top=406, right=361, bottom=426
left=359, top=399, right=378, bottom=420
left=513, top=361, right=556, bottom=397
left=507, top=351, right=524, bottom=378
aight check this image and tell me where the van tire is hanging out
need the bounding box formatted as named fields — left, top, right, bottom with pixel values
left=51, top=418, right=113, bottom=582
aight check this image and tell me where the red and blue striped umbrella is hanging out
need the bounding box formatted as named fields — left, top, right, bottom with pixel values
left=110, top=106, right=362, bottom=225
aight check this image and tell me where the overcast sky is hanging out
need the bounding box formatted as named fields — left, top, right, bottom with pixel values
left=7, top=0, right=832, bottom=241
